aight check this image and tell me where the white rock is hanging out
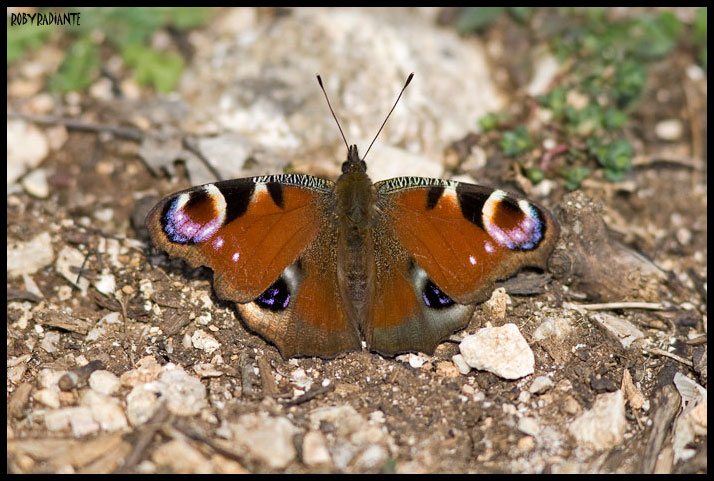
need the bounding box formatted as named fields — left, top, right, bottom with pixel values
left=530, top=375, right=555, bottom=394
left=452, top=354, right=472, bottom=375
left=353, top=444, right=389, bottom=471
left=41, top=331, right=61, bottom=353
left=302, top=430, right=332, bottom=467
left=193, top=363, right=223, bottom=378
left=532, top=317, right=572, bottom=341
left=7, top=119, right=50, bottom=184
left=517, top=417, right=541, bottom=437
left=55, top=246, right=90, bottom=294
left=191, top=330, right=221, bottom=354
left=93, top=273, right=116, bottom=295
left=89, top=370, right=121, bottom=395
left=568, top=390, right=626, bottom=451
left=21, top=168, right=50, bottom=198
left=45, top=406, right=101, bottom=437
left=459, top=323, right=535, bottom=379
left=159, top=367, right=208, bottom=416
left=654, top=119, right=683, bottom=141
left=229, top=413, right=299, bottom=469
left=82, top=391, right=128, bottom=432
left=152, top=439, right=213, bottom=474
left=483, top=287, right=510, bottom=319
left=126, top=365, right=207, bottom=425
left=34, top=388, right=61, bottom=409
left=7, top=232, right=54, bottom=277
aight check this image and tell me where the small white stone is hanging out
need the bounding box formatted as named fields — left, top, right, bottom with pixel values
left=532, top=317, right=572, bottom=341
left=517, top=417, right=541, bottom=437
left=41, top=331, right=61, bottom=353
left=193, top=363, right=223, bottom=378
left=21, top=168, right=50, bottom=198
left=7, top=232, right=54, bottom=277
left=89, top=370, right=121, bottom=395
left=568, top=390, right=626, bottom=450
left=94, top=273, right=116, bottom=295
left=229, top=413, right=299, bottom=469
left=530, top=375, right=555, bottom=394
left=452, top=354, right=472, bottom=375
left=55, top=246, right=90, bottom=294
left=459, top=323, right=534, bottom=379
left=191, top=330, right=220, bottom=354
left=302, top=430, right=332, bottom=467
left=655, top=119, right=683, bottom=141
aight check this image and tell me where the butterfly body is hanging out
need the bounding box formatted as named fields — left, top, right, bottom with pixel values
left=147, top=145, right=559, bottom=358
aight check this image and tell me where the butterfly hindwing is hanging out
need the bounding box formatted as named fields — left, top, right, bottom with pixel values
left=236, top=225, right=361, bottom=358
left=365, top=177, right=559, bottom=354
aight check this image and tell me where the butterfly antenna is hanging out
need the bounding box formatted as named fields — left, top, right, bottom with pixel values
left=316, top=74, right=349, bottom=151
left=363, top=72, right=414, bottom=160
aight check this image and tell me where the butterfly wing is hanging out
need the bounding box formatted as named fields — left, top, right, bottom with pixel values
left=146, top=175, right=360, bottom=357
left=366, top=177, right=559, bottom=355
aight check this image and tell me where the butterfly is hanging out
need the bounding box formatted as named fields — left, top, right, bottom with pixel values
left=146, top=74, right=559, bottom=358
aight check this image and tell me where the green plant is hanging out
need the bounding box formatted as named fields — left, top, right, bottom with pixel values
left=7, top=17, right=54, bottom=64
left=460, top=8, right=697, bottom=190
left=9, top=7, right=216, bottom=93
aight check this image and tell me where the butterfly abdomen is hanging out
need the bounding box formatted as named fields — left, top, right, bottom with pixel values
left=335, top=164, right=378, bottom=327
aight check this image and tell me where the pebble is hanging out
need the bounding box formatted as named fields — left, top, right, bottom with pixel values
left=529, top=375, right=554, bottom=394
left=89, top=370, right=121, bottom=396
left=452, top=354, right=472, bottom=375
left=126, top=365, right=207, bottom=425
left=152, top=439, right=213, bottom=474
left=302, top=430, right=332, bottom=467
left=532, top=317, right=572, bottom=341
left=590, top=313, right=644, bottom=349
left=93, top=273, right=116, bottom=296
left=7, top=120, right=50, bottom=184
left=483, top=287, right=509, bottom=319
left=191, top=330, right=221, bottom=354
left=193, top=363, right=223, bottom=378
left=459, top=323, right=535, bottom=379
left=654, top=119, right=683, bottom=141
left=7, top=232, right=54, bottom=277
left=568, top=390, right=626, bottom=450
left=21, top=168, right=50, bottom=198
left=82, top=391, right=128, bottom=432
left=229, top=413, right=299, bottom=469
left=55, top=246, right=90, bottom=294
left=517, top=417, right=541, bottom=437
left=40, top=331, right=61, bottom=353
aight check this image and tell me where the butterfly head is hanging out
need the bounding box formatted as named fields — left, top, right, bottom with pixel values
left=341, top=145, right=367, bottom=174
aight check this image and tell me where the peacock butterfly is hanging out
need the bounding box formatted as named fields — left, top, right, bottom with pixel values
left=146, top=74, right=559, bottom=358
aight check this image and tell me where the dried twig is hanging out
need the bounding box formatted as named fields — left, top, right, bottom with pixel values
left=7, top=111, right=144, bottom=142
left=565, top=301, right=666, bottom=311
left=283, top=383, right=335, bottom=407
left=642, top=347, right=693, bottom=368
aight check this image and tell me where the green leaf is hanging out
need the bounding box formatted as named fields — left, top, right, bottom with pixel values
left=613, top=61, right=648, bottom=108
left=562, top=165, right=590, bottom=191
left=48, top=36, right=100, bottom=92
left=526, top=167, right=545, bottom=184
left=7, top=19, right=54, bottom=64
left=122, top=43, right=185, bottom=93
left=499, top=125, right=532, bottom=156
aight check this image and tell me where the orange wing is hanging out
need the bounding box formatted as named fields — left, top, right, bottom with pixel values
left=365, top=177, right=559, bottom=354
left=147, top=175, right=361, bottom=357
